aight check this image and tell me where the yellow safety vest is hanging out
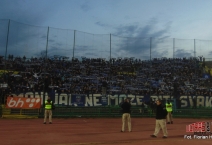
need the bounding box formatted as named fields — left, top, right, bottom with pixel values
left=45, top=100, right=52, bottom=110
left=166, top=103, right=172, bottom=112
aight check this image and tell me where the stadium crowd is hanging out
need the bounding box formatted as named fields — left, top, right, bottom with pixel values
left=0, top=55, right=210, bottom=104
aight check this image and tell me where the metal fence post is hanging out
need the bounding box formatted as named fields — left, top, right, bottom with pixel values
left=150, top=37, right=152, bottom=61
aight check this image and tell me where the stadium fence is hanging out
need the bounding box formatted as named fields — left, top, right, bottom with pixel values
left=0, top=19, right=211, bottom=61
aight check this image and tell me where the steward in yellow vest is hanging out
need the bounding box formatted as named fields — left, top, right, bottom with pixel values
left=166, top=102, right=172, bottom=112
left=166, top=100, right=173, bottom=124
left=45, top=100, right=52, bottom=110
left=43, top=97, right=55, bottom=124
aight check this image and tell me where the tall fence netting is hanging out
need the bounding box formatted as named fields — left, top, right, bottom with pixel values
left=174, top=38, right=195, bottom=58
left=0, top=19, right=212, bottom=60
left=151, top=37, right=173, bottom=59
left=75, top=31, right=110, bottom=60
left=48, top=27, right=74, bottom=59
left=111, top=35, right=151, bottom=60
left=7, top=20, right=48, bottom=59
left=195, top=39, right=212, bottom=59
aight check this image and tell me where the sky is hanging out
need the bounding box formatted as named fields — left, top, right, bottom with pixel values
left=1, top=0, right=212, bottom=60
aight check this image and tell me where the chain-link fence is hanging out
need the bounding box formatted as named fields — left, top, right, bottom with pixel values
left=1, top=19, right=212, bottom=61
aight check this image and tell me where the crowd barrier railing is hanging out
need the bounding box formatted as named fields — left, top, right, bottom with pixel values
left=1, top=104, right=212, bottom=119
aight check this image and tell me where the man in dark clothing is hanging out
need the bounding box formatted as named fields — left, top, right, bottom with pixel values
left=121, top=98, right=131, bottom=132
left=173, top=81, right=179, bottom=98
left=176, top=98, right=181, bottom=109
left=192, top=96, right=197, bottom=109
left=44, top=76, right=50, bottom=93
left=101, top=79, right=108, bottom=95
left=150, top=99, right=168, bottom=138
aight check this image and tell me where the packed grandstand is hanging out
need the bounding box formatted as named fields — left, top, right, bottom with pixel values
left=0, top=55, right=210, bottom=105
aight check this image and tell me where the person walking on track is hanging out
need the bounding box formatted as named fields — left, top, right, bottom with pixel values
left=150, top=99, right=168, bottom=138
left=121, top=98, right=131, bottom=132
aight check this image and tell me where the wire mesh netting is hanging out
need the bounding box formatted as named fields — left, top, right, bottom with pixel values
left=174, top=38, right=195, bottom=58
left=75, top=31, right=110, bottom=60
left=111, top=35, right=150, bottom=60
left=7, top=20, right=48, bottom=59
left=1, top=19, right=212, bottom=60
left=48, top=27, right=74, bottom=59
left=151, top=37, right=173, bottom=59
left=195, top=39, right=212, bottom=58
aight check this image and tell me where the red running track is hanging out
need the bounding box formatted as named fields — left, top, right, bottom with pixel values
left=0, top=118, right=211, bottom=145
